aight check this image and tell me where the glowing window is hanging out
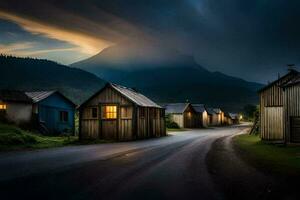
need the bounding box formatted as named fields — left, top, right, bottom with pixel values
left=0, top=104, right=7, bottom=110
left=103, top=106, right=117, bottom=119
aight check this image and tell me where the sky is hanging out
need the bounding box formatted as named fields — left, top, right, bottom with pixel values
left=0, top=0, right=300, bottom=83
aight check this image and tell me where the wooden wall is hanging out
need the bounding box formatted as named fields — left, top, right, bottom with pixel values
left=283, top=85, right=300, bottom=143
left=259, top=73, right=296, bottom=141
left=202, top=111, right=208, bottom=127
left=136, top=107, right=165, bottom=138
left=171, top=114, right=184, bottom=128
left=183, top=105, right=198, bottom=128
left=80, top=86, right=133, bottom=140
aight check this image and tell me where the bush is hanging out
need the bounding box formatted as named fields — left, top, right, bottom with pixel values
left=167, top=121, right=180, bottom=129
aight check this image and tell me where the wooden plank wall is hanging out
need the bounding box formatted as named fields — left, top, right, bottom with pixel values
left=259, top=73, right=296, bottom=141
left=283, top=85, right=300, bottom=143
left=171, top=114, right=184, bottom=128
left=80, top=87, right=133, bottom=139
left=137, top=107, right=166, bottom=139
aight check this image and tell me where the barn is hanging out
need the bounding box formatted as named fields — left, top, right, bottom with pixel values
left=0, top=90, right=33, bottom=125
left=26, top=91, right=76, bottom=134
left=78, top=83, right=166, bottom=141
left=165, top=103, right=198, bottom=128
left=192, top=104, right=209, bottom=127
left=206, top=108, right=222, bottom=126
left=258, top=69, right=299, bottom=142
left=213, top=108, right=224, bottom=125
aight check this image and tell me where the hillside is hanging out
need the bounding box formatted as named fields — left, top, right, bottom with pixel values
left=72, top=41, right=264, bottom=111
left=0, top=55, right=106, bottom=104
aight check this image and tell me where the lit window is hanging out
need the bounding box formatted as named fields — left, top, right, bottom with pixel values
left=0, top=104, right=7, bottom=110
left=103, top=106, right=117, bottom=119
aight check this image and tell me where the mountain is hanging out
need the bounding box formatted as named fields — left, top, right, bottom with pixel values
left=0, top=55, right=106, bottom=104
left=72, top=41, right=264, bottom=111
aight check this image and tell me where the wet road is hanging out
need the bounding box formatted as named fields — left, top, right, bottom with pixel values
left=0, top=124, right=250, bottom=200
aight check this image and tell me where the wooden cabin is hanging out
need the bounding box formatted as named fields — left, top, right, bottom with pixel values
left=258, top=69, right=299, bottom=142
left=206, top=108, right=222, bottom=126
left=224, top=112, right=233, bottom=125
left=26, top=91, right=76, bottom=135
left=165, top=103, right=198, bottom=128
left=0, top=90, right=33, bottom=125
left=192, top=104, right=209, bottom=127
left=229, top=113, right=240, bottom=124
left=206, top=108, right=214, bottom=126
left=78, top=83, right=166, bottom=141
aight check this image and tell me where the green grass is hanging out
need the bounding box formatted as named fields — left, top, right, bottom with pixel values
left=0, top=123, right=78, bottom=151
left=234, top=134, right=300, bottom=175
left=167, top=128, right=187, bottom=132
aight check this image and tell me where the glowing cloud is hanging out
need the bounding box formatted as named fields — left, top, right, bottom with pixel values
left=0, top=11, right=113, bottom=55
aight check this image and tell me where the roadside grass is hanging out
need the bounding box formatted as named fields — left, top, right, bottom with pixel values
left=0, top=123, right=79, bottom=151
left=167, top=128, right=187, bottom=132
left=234, top=134, right=300, bottom=175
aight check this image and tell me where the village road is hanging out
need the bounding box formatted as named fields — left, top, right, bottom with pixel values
left=0, top=124, right=250, bottom=200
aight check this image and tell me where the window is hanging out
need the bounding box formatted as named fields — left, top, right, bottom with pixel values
left=139, top=108, right=145, bottom=118
left=91, top=107, right=98, bottom=118
left=121, top=107, right=132, bottom=119
left=102, top=106, right=117, bottom=119
left=0, top=104, right=7, bottom=110
left=60, top=111, right=68, bottom=122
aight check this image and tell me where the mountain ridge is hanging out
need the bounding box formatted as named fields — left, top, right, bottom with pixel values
left=71, top=42, right=264, bottom=111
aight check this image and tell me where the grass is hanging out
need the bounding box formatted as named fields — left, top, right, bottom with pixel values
left=234, top=134, right=300, bottom=175
left=167, top=128, right=187, bottom=132
left=0, top=123, right=78, bottom=151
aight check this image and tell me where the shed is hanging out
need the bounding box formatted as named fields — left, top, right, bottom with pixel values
left=26, top=91, right=76, bottom=134
left=213, top=108, right=224, bottom=125
left=206, top=108, right=222, bottom=126
left=0, top=90, right=33, bottom=125
left=258, top=69, right=299, bottom=142
left=192, top=104, right=209, bottom=127
left=78, top=83, right=166, bottom=141
left=165, top=103, right=198, bottom=128
left=224, top=112, right=233, bottom=125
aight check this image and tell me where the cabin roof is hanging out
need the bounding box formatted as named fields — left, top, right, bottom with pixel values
left=191, top=104, right=206, bottom=113
left=258, top=69, right=299, bottom=93
left=26, top=91, right=76, bottom=106
left=79, top=83, right=162, bottom=109
left=25, top=91, right=56, bottom=103
left=229, top=113, right=239, bottom=119
left=213, top=108, right=222, bottom=114
left=110, top=83, right=161, bottom=108
left=206, top=107, right=216, bottom=115
left=0, top=90, right=32, bottom=103
left=165, top=103, right=190, bottom=114
left=280, top=74, right=300, bottom=88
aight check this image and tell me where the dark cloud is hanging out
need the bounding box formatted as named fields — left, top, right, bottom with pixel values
left=0, top=0, right=300, bottom=82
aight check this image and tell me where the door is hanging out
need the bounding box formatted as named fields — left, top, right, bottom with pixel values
left=100, top=104, right=118, bottom=140
left=290, top=117, right=300, bottom=143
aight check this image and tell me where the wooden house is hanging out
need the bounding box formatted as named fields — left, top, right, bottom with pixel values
left=0, top=90, right=33, bottom=125
left=258, top=69, right=299, bottom=142
left=206, top=108, right=214, bottom=126
left=192, top=104, right=209, bottom=127
left=26, top=91, right=76, bottom=134
left=78, top=83, right=166, bottom=141
left=224, top=112, right=233, bottom=125
left=229, top=113, right=240, bottom=124
left=206, top=108, right=222, bottom=126
left=165, top=103, right=198, bottom=128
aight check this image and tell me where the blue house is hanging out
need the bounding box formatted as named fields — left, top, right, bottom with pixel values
left=26, top=91, right=76, bottom=135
